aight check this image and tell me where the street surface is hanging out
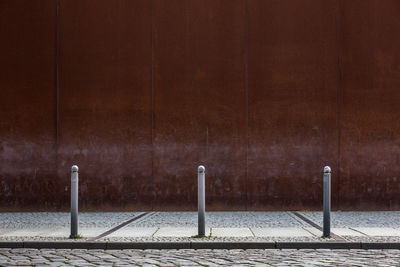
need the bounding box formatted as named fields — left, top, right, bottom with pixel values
left=0, top=248, right=400, bottom=266
left=1, top=212, right=400, bottom=266
left=1, top=212, right=400, bottom=242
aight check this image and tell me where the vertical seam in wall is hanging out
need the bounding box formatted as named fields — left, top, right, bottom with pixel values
left=336, top=0, right=342, bottom=208
left=55, top=0, right=60, bottom=192
left=244, top=0, right=249, bottom=211
left=151, top=0, right=155, bottom=211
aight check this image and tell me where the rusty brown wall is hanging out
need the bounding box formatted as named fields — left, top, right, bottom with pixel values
left=339, top=0, right=400, bottom=209
left=153, top=0, right=247, bottom=210
left=0, top=0, right=58, bottom=209
left=0, top=0, right=399, bottom=211
left=58, top=0, right=153, bottom=210
left=247, top=0, right=340, bottom=210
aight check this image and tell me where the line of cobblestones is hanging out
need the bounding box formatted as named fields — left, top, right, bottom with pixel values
left=0, top=248, right=400, bottom=266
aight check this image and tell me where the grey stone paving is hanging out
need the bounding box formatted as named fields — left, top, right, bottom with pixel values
left=0, top=248, right=400, bottom=266
left=2, top=211, right=399, bottom=229
left=299, top=211, right=400, bottom=228
left=100, top=236, right=323, bottom=242
left=1, top=212, right=400, bottom=242
left=133, top=212, right=308, bottom=227
left=0, top=212, right=139, bottom=229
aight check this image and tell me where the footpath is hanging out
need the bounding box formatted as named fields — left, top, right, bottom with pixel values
left=1, top=211, right=400, bottom=249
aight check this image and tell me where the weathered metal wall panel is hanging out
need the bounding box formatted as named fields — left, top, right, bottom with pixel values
left=339, top=0, right=400, bottom=209
left=153, top=0, right=247, bottom=210
left=247, top=0, right=339, bottom=210
left=0, top=0, right=58, bottom=210
left=0, top=0, right=399, bottom=210
left=58, top=0, right=153, bottom=210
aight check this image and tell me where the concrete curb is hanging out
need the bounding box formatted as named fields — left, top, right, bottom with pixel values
left=107, top=242, right=191, bottom=250
left=276, top=242, right=362, bottom=249
left=191, top=242, right=276, bottom=249
left=1, top=241, right=400, bottom=250
left=360, top=243, right=400, bottom=250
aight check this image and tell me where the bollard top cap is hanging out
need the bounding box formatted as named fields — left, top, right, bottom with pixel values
left=71, top=165, right=79, bottom=172
left=198, top=165, right=205, bottom=173
left=324, top=166, right=331, bottom=173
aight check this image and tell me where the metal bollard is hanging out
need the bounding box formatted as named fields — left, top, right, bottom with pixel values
left=70, top=165, right=79, bottom=238
left=323, top=166, right=331, bottom=238
left=198, top=165, right=206, bottom=236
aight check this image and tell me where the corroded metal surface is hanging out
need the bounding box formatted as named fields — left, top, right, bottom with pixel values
left=0, top=0, right=58, bottom=210
left=58, top=0, right=153, bottom=210
left=247, top=0, right=339, bottom=210
left=339, top=0, right=400, bottom=209
left=153, top=0, right=247, bottom=210
left=0, top=0, right=399, bottom=210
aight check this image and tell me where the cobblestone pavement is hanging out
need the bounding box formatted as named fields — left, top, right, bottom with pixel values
left=0, top=248, right=400, bottom=266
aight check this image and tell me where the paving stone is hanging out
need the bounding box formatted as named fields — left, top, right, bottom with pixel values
left=352, top=227, right=400, bottom=236
left=299, top=211, right=400, bottom=228
left=107, top=227, right=158, bottom=237
left=303, top=227, right=322, bottom=237
left=1, top=211, right=400, bottom=243
left=45, top=228, right=70, bottom=237
left=252, top=227, right=314, bottom=237
left=153, top=228, right=210, bottom=237
left=332, top=228, right=366, bottom=237
left=2, top=229, right=50, bottom=237
left=211, top=228, right=254, bottom=237
left=132, top=212, right=307, bottom=228
left=79, top=228, right=109, bottom=238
